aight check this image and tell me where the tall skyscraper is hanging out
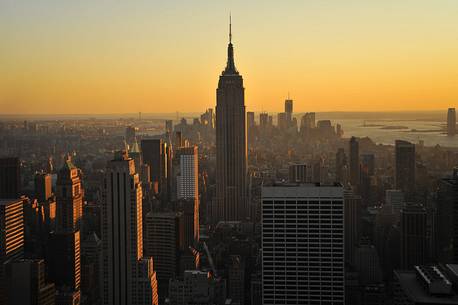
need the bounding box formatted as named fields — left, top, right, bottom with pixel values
left=336, top=148, right=347, bottom=184
left=247, top=111, right=255, bottom=130
left=0, top=157, right=20, bottom=199
left=447, top=108, right=456, bottom=136
left=262, top=183, right=345, bottom=305
left=215, top=18, right=247, bottom=221
left=345, top=191, right=362, bottom=265
left=284, top=98, right=293, bottom=125
left=141, top=139, right=169, bottom=196
left=0, top=198, right=25, bottom=305
left=437, top=168, right=458, bottom=263
left=400, top=203, right=427, bottom=269
left=349, top=137, right=360, bottom=188
left=55, top=157, right=83, bottom=231
left=176, top=146, right=198, bottom=200
left=101, top=151, right=158, bottom=305
left=395, top=140, right=416, bottom=199
left=34, top=172, right=52, bottom=203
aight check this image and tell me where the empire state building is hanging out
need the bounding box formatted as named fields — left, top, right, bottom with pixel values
left=216, top=18, right=247, bottom=221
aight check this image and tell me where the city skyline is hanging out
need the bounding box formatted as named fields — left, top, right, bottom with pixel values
left=1, top=1, right=458, bottom=114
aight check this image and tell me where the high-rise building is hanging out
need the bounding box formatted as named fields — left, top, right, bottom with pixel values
left=259, top=112, right=269, bottom=129
left=101, top=151, right=158, bottom=305
left=215, top=18, right=247, bottom=222
left=6, top=259, right=55, bottom=305
left=284, top=98, right=293, bottom=125
left=247, top=111, right=255, bottom=130
left=336, top=148, right=347, bottom=184
left=176, top=146, right=198, bottom=200
left=447, top=108, right=456, bottom=136
left=34, top=172, right=52, bottom=203
left=0, top=198, right=25, bottom=305
left=395, top=140, right=416, bottom=199
left=437, top=168, right=458, bottom=263
left=81, top=232, right=102, bottom=305
left=345, top=191, right=361, bottom=265
left=165, top=120, right=173, bottom=134
left=277, top=112, right=287, bottom=130
left=386, top=189, right=405, bottom=216
left=262, top=183, right=345, bottom=305
left=353, top=243, right=383, bottom=285
left=0, top=157, right=20, bottom=199
left=141, top=139, right=169, bottom=197
left=400, top=204, right=427, bottom=269
left=288, top=163, right=307, bottom=183
left=144, top=211, right=181, bottom=299
left=227, top=255, right=245, bottom=305
left=349, top=137, right=360, bottom=188
left=55, top=157, right=83, bottom=231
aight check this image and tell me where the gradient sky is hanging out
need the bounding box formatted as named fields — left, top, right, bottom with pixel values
left=1, top=0, right=457, bottom=114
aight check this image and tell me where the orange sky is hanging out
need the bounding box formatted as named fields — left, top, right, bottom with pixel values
left=1, top=1, right=457, bottom=114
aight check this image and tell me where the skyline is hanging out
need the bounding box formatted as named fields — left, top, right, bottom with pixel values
left=1, top=0, right=458, bottom=114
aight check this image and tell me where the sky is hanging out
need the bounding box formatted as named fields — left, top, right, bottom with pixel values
left=1, top=0, right=457, bottom=114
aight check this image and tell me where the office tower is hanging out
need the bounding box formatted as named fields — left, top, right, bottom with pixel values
left=176, top=146, right=198, bottom=200
left=81, top=232, right=102, bottom=305
left=144, top=211, right=181, bottom=299
left=125, top=126, right=136, bottom=145
left=141, top=139, right=169, bottom=196
left=288, top=164, right=307, bottom=183
left=165, top=120, right=173, bottom=134
left=353, top=243, right=383, bottom=285
left=345, top=191, right=361, bottom=265
left=247, top=111, right=255, bottom=129
left=386, top=189, right=405, bottom=216
left=0, top=198, right=24, bottom=305
left=400, top=204, right=427, bottom=269
left=393, top=265, right=458, bottom=305
left=300, top=112, right=316, bottom=131
left=284, top=98, right=293, bottom=125
left=34, top=172, right=52, bottom=203
left=55, top=157, right=83, bottom=231
left=437, top=168, right=458, bottom=263
left=0, top=157, right=20, bottom=198
left=448, top=108, right=456, bottom=136
left=6, top=259, right=55, bottom=305
left=167, top=270, right=227, bottom=305
left=101, top=151, right=158, bottom=305
left=277, top=112, right=287, bottom=130
left=177, top=199, right=199, bottom=248
left=129, top=140, right=143, bottom=176
left=262, top=183, right=345, bottom=305
left=361, top=154, right=375, bottom=176
left=259, top=112, right=268, bottom=129
left=395, top=140, right=416, bottom=200
left=336, top=148, right=347, bottom=183
left=349, top=137, right=360, bottom=188
left=215, top=18, right=247, bottom=222
left=173, top=131, right=183, bottom=149
left=227, top=255, right=245, bottom=305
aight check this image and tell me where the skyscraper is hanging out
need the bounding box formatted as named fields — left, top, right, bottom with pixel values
left=141, top=139, right=169, bottom=197
left=437, top=168, right=458, bottom=263
left=0, top=157, right=20, bottom=199
left=101, top=151, right=158, bottom=305
left=336, top=148, right=347, bottom=184
left=400, top=203, right=427, bottom=269
left=284, top=98, right=293, bottom=125
left=0, top=198, right=25, bottom=305
left=345, top=191, right=361, bottom=265
left=176, top=146, right=198, bottom=200
left=262, top=183, right=345, bottom=305
left=34, top=172, right=52, bottom=203
left=448, top=108, right=456, bottom=136
left=216, top=18, right=247, bottom=221
left=395, top=140, right=416, bottom=199
left=349, top=137, right=360, bottom=188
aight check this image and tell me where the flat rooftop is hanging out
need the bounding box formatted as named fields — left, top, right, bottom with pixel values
left=262, top=183, right=344, bottom=199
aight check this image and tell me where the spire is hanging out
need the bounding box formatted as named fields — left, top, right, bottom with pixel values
left=223, top=13, right=238, bottom=75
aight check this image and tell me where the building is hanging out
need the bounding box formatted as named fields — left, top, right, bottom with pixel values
left=437, top=168, right=458, bottom=263
left=166, top=270, right=227, bottom=305
left=262, top=183, right=345, bottom=305
left=34, top=172, right=52, bottom=203
left=247, top=111, right=255, bottom=130
left=0, top=157, right=20, bottom=199
left=6, top=259, right=55, bottom=305
left=284, top=98, right=293, bottom=125
left=144, top=211, right=182, bottom=299
left=393, top=265, right=458, bottom=305
left=81, top=232, right=102, bottom=305
left=400, top=204, right=427, bottom=269
left=55, top=156, right=83, bottom=231
left=345, top=191, right=361, bottom=265
left=395, top=140, right=416, bottom=200
left=215, top=19, right=247, bottom=222
left=259, top=112, right=269, bottom=129
left=125, top=126, right=137, bottom=145
left=176, top=146, right=198, bottom=200
left=277, top=112, right=287, bottom=130
left=227, top=255, right=245, bottom=305
left=335, top=148, right=347, bottom=184
left=101, top=151, right=158, bottom=305
left=0, top=198, right=25, bottom=305
left=141, top=138, right=169, bottom=195
left=386, top=189, right=405, bottom=216
left=448, top=108, right=456, bottom=136
left=349, top=137, right=360, bottom=188
left=353, top=243, right=383, bottom=285
left=288, top=163, right=307, bottom=183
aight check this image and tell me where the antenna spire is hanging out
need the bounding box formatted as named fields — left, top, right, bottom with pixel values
left=229, top=13, right=232, bottom=43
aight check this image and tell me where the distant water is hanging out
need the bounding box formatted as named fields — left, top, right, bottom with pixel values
left=333, top=119, right=457, bottom=148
